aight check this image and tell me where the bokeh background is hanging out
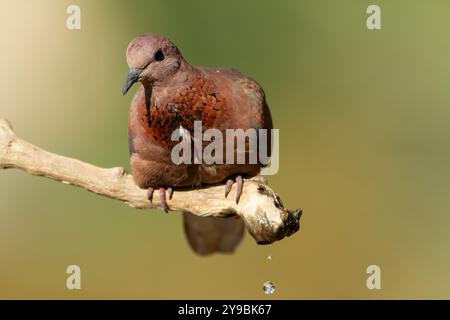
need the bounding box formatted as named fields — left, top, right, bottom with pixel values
left=1, top=0, right=450, bottom=299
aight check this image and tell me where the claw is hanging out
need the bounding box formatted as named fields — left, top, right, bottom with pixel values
left=159, top=187, right=169, bottom=213
left=236, top=175, right=243, bottom=204
left=167, top=187, right=174, bottom=200
left=225, top=179, right=234, bottom=198
left=147, top=187, right=154, bottom=202
left=224, top=176, right=244, bottom=204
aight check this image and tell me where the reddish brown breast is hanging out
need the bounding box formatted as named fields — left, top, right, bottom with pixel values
left=140, top=77, right=227, bottom=146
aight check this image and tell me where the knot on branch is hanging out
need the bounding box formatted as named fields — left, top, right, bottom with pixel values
left=240, top=184, right=302, bottom=244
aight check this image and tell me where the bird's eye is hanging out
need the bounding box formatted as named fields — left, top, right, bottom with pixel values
left=154, top=49, right=165, bottom=61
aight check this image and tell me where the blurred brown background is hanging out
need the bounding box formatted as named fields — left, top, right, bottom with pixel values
left=1, top=0, right=450, bottom=299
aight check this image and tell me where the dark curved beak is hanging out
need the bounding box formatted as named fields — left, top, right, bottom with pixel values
left=122, top=68, right=142, bottom=95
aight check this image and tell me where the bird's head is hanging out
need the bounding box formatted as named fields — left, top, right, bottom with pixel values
left=122, top=34, right=183, bottom=95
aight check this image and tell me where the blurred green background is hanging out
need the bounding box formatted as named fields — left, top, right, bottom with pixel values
left=1, top=0, right=450, bottom=299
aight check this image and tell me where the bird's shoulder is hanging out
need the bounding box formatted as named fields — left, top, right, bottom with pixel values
left=197, top=67, right=271, bottom=130
left=199, top=67, right=266, bottom=97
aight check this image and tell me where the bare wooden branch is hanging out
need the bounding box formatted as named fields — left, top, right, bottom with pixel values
left=0, top=118, right=301, bottom=244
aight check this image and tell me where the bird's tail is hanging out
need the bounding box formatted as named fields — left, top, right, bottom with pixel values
left=182, top=212, right=245, bottom=255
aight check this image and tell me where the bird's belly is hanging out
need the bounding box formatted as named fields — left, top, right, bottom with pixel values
left=198, top=163, right=262, bottom=184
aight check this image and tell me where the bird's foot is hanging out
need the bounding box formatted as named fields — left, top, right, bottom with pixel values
left=147, top=187, right=174, bottom=213
left=224, top=175, right=244, bottom=204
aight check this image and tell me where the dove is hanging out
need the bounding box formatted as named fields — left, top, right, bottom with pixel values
left=123, top=34, right=273, bottom=254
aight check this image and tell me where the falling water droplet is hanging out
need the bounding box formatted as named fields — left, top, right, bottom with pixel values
left=267, top=255, right=272, bottom=261
left=263, top=281, right=276, bottom=295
